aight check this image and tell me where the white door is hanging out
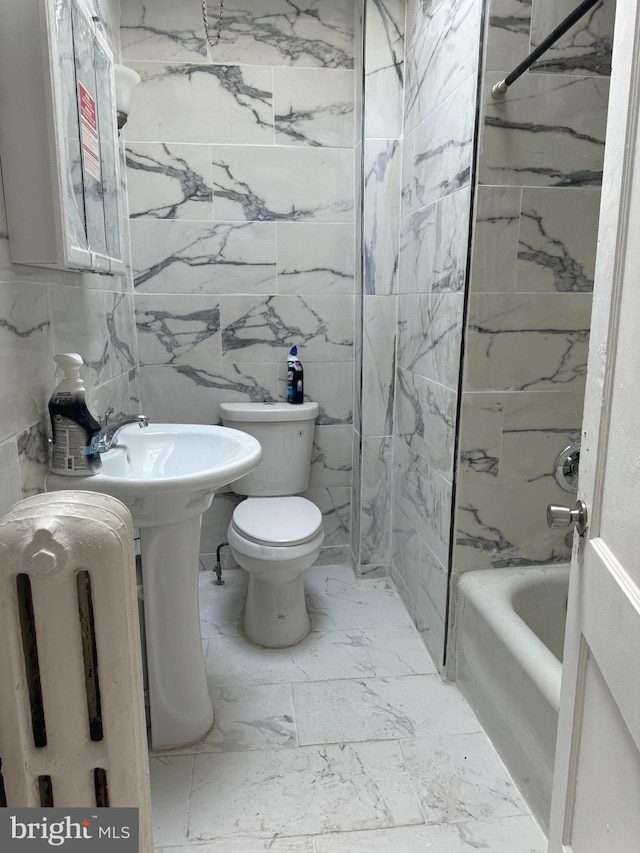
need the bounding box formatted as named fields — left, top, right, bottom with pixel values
left=548, top=1, right=640, bottom=850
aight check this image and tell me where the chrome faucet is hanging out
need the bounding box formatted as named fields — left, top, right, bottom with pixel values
left=98, top=408, right=149, bottom=453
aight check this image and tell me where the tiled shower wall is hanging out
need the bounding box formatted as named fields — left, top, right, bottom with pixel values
left=0, top=0, right=138, bottom=520
left=390, top=0, right=484, bottom=668
left=351, top=0, right=404, bottom=577
left=453, top=0, right=615, bottom=582
left=121, top=0, right=357, bottom=561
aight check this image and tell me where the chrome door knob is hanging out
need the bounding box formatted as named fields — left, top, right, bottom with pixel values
left=547, top=500, right=588, bottom=535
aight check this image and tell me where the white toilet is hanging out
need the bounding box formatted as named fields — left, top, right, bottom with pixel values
left=219, top=402, right=324, bottom=648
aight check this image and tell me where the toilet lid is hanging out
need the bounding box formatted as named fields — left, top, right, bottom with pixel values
left=232, top=497, right=323, bottom=546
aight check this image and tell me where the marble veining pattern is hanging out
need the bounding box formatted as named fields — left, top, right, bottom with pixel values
left=393, top=439, right=452, bottom=567
left=189, top=740, right=423, bottom=838
left=397, top=292, right=465, bottom=390
left=138, top=362, right=278, bottom=424
left=485, top=0, right=532, bottom=72
left=310, top=424, right=353, bottom=488
left=410, top=74, right=476, bottom=212
left=401, top=733, right=531, bottom=823
left=205, top=0, right=355, bottom=68
left=131, top=220, right=277, bottom=294
left=120, top=0, right=357, bottom=562
left=123, top=62, right=274, bottom=145
left=458, top=393, right=504, bottom=483
left=276, top=223, right=354, bottom=294
left=135, top=294, right=222, bottom=367
left=303, top=486, right=351, bottom=547
left=362, top=296, right=396, bottom=437
left=107, top=292, right=137, bottom=376
left=17, top=421, right=49, bottom=499
left=480, top=73, right=609, bottom=188
left=516, top=188, right=601, bottom=293
left=432, top=187, right=471, bottom=293
left=470, top=186, right=522, bottom=293
left=364, top=140, right=401, bottom=296
left=465, top=293, right=592, bottom=392
left=274, top=68, right=355, bottom=147
left=364, top=0, right=405, bottom=138
left=150, top=564, right=545, bottom=851
left=499, top=390, right=585, bottom=485
left=0, top=282, right=52, bottom=439
left=405, top=0, right=481, bottom=133
left=530, top=0, right=615, bottom=76
left=456, top=477, right=574, bottom=569
left=395, top=368, right=457, bottom=480
left=0, top=438, right=22, bottom=516
left=398, top=202, right=436, bottom=293
left=220, top=295, right=354, bottom=363
left=126, top=144, right=214, bottom=220
left=313, top=818, right=548, bottom=852
left=212, top=146, right=354, bottom=222
left=121, top=0, right=209, bottom=61
left=457, top=0, right=611, bottom=578
left=392, top=0, right=483, bottom=657
left=52, top=287, right=111, bottom=385
left=293, top=673, right=479, bottom=745
left=358, top=436, right=393, bottom=568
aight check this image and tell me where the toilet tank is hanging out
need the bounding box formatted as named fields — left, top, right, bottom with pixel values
left=219, top=402, right=318, bottom=496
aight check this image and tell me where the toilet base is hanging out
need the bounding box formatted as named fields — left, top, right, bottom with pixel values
left=244, top=574, right=311, bottom=648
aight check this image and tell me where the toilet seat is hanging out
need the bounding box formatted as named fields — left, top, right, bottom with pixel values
left=232, top=497, right=322, bottom=547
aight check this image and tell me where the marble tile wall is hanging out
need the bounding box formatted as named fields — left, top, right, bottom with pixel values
left=350, top=0, right=365, bottom=572
left=0, top=0, right=138, bottom=520
left=453, top=0, right=614, bottom=584
left=391, top=0, right=483, bottom=669
left=121, top=0, right=357, bottom=560
left=351, top=0, right=404, bottom=578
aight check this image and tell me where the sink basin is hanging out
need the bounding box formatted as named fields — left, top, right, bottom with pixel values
left=45, top=422, right=262, bottom=751
left=46, top=423, right=262, bottom=527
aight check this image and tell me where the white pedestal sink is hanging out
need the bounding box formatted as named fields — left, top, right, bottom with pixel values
left=46, top=423, right=261, bottom=750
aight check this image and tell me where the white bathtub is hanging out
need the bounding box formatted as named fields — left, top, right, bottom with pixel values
left=455, top=565, right=569, bottom=833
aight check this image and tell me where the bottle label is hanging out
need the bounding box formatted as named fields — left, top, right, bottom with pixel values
left=52, top=416, right=97, bottom=473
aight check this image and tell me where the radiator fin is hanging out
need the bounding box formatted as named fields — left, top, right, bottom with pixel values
left=94, top=768, right=109, bottom=807
left=76, top=571, right=104, bottom=742
left=16, top=574, right=47, bottom=748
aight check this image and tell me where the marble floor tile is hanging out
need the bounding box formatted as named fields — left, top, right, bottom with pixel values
left=199, top=592, right=245, bottom=638
left=148, top=565, right=545, bottom=853
left=189, top=741, right=423, bottom=839
left=363, top=626, right=438, bottom=676
left=205, top=628, right=376, bottom=687
left=293, top=675, right=481, bottom=745
left=314, top=815, right=547, bottom=851
left=148, top=755, right=194, bottom=848
left=306, top=578, right=414, bottom=631
left=199, top=569, right=247, bottom=638
left=155, top=838, right=314, bottom=853
left=166, top=683, right=297, bottom=755
left=401, top=732, right=531, bottom=824
left=304, top=561, right=359, bottom=591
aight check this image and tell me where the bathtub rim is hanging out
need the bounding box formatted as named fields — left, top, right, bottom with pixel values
left=456, top=564, right=569, bottom=712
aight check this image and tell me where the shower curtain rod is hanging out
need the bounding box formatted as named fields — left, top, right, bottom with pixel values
left=491, top=0, right=602, bottom=98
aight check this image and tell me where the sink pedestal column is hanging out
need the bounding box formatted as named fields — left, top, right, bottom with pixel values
left=140, top=515, right=213, bottom=750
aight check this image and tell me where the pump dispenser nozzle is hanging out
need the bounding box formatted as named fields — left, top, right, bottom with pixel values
left=54, top=353, right=84, bottom=383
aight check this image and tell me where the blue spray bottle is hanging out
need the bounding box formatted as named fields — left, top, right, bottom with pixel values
left=286, top=346, right=304, bottom=404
